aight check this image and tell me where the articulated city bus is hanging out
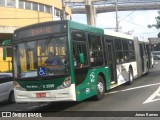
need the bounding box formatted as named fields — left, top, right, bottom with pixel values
left=3, top=20, right=150, bottom=102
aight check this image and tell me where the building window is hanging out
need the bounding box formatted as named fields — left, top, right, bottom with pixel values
left=7, top=47, right=12, bottom=57
left=55, top=9, right=60, bottom=17
left=7, top=0, right=15, bottom=7
left=39, top=4, right=44, bottom=12
left=0, top=0, right=5, bottom=6
left=32, top=2, right=38, bottom=11
left=19, top=0, right=24, bottom=9
left=25, top=1, right=31, bottom=10
left=44, top=5, right=51, bottom=13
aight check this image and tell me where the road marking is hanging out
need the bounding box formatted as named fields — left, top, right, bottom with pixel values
left=27, top=103, right=49, bottom=110
left=39, top=103, right=48, bottom=107
left=143, top=86, right=160, bottom=104
left=105, top=82, right=160, bottom=95
left=27, top=106, right=39, bottom=110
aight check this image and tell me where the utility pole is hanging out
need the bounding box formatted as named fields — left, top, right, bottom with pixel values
left=115, top=0, right=119, bottom=32
left=85, top=0, right=95, bottom=26
left=61, top=0, right=66, bottom=20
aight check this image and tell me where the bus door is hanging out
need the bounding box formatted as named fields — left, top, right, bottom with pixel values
left=72, top=42, right=89, bottom=86
left=71, top=30, right=89, bottom=86
left=105, top=39, right=117, bottom=84
left=139, top=43, right=145, bottom=72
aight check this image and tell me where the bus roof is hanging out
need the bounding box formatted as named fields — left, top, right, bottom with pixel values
left=104, top=29, right=134, bottom=40
left=68, top=20, right=104, bottom=34
left=13, top=20, right=104, bottom=40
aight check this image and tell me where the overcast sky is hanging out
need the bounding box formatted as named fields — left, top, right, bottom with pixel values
left=72, top=10, right=159, bottom=41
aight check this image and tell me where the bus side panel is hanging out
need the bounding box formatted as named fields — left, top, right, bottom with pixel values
left=75, top=67, right=110, bottom=101
left=116, top=62, right=138, bottom=85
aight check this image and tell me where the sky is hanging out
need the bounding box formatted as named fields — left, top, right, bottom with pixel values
left=72, top=10, right=160, bottom=41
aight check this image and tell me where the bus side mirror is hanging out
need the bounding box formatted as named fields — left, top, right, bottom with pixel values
left=3, top=47, right=7, bottom=61
left=2, top=40, right=11, bottom=61
left=2, top=40, right=11, bottom=60
left=79, top=53, right=84, bottom=64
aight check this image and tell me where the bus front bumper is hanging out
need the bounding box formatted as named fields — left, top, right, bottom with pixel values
left=14, top=84, right=76, bottom=102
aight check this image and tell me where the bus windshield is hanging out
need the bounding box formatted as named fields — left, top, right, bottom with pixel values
left=13, top=36, right=69, bottom=79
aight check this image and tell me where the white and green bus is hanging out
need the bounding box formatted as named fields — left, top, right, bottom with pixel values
left=3, top=20, right=150, bottom=102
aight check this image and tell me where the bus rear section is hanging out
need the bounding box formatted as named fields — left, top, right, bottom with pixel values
left=134, top=38, right=150, bottom=77
left=104, top=30, right=138, bottom=87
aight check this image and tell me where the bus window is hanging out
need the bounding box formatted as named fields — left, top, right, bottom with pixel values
left=88, top=34, right=104, bottom=67
left=26, top=41, right=37, bottom=70
left=122, top=40, right=129, bottom=62
left=18, top=43, right=27, bottom=72
left=129, top=40, right=135, bottom=61
left=71, top=30, right=88, bottom=68
left=71, top=30, right=86, bottom=41
left=114, top=38, right=123, bottom=63
left=13, top=36, right=68, bottom=78
left=72, top=43, right=88, bottom=68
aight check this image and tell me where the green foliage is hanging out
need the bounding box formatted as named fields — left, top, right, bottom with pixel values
left=148, top=11, right=160, bottom=38
left=148, top=11, right=160, bottom=29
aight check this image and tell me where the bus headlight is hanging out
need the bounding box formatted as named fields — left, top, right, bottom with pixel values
left=13, top=81, right=26, bottom=91
left=57, top=77, right=71, bottom=89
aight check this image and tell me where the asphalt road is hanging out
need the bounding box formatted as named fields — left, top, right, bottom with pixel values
left=1, top=61, right=160, bottom=119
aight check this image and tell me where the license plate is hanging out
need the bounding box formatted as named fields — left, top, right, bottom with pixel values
left=36, top=93, right=46, bottom=98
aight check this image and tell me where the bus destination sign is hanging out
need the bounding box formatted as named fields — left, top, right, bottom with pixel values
left=31, top=27, right=51, bottom=36
left=13, top=22, right=67, bottom=40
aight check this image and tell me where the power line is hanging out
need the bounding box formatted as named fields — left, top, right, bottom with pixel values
left=139, top=31, right=159, bottom=34
left=122, top=20, right=159, bottom=34
left=119, top=11, right=135, bottom=23
left=124, top=20, right=150, bottom=28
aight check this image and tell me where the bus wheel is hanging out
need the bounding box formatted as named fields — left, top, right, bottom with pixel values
left=95, top=76, right=105, bottom=100
left=128, top=68, right=133, bottom=85
left=8, top=91, right=15, bottom=104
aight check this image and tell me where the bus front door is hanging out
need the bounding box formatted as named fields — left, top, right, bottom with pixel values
left=105, top=40, right=117, bottom=84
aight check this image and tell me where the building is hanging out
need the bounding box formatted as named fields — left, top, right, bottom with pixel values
left=0, top=0, right=71, bottom=72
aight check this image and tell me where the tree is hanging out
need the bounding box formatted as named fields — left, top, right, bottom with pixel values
left=148, top=11, right=160, bottom=37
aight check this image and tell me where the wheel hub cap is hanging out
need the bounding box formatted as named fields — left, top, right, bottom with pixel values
left=98, top=82, right=104, bottom=94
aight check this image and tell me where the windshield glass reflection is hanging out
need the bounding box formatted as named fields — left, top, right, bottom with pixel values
left=13, top=36, right=69, bottom=79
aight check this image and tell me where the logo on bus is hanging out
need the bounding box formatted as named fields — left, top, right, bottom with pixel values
left=90, top=72, right=95, bottom=82
left=86, top=88, right=90, bottom=94
left=38, top=67, right=46, bottom=76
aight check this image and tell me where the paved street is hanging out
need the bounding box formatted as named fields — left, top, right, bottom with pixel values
left=1, top=61, right=160, bottom=119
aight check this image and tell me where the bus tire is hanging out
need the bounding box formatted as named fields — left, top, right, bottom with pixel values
left=94, top=76, right=105, bottom=100
left=8, top=91, right=15, bottom=104
left=128, top=68, right=133, bottom=85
